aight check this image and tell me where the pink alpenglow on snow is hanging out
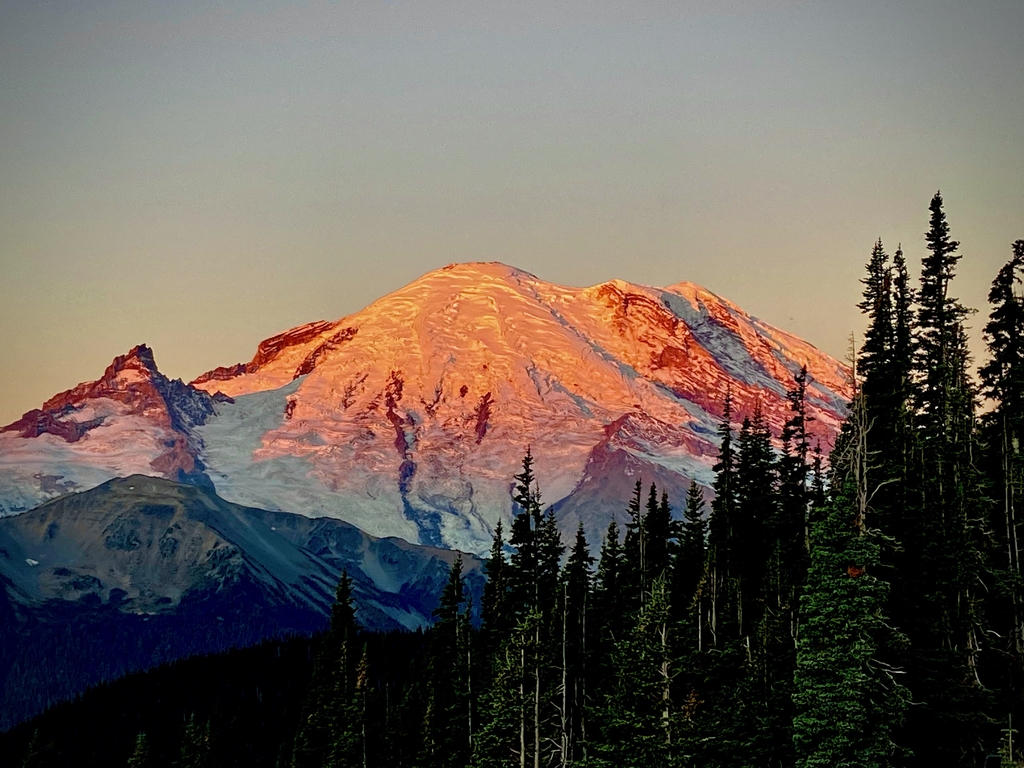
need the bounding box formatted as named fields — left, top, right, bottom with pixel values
left=0, top=263, right=851, bottom=554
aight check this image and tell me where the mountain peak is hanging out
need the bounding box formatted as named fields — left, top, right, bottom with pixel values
left=437, top=261, right=537, bottom=280
left=0, top=344, right=218, bottom=494
left=1, top=263, right=852, bottom=551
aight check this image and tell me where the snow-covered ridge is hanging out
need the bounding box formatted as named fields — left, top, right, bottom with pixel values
left=0, top=263, right=852, bottom=553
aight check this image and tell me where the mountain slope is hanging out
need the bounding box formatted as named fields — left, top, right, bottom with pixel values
left=0, top=263, right=851, bottom=552
left=0, top=475, right=481, bottom=729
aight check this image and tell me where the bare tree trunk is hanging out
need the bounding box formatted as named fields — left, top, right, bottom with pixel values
left=534, top=622, right=541, bottom=768
left=467, top=626, right=473, bottom=756
left=561, top=587, right=569, bottom=768
left=660, top=611, right=671, bottom=744
left=581, top=589, right=588, bottom=764
left=520, top=642, right=526, bottom=768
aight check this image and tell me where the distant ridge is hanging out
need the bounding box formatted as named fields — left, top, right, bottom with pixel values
left=0, top=474, right=482, bottom=729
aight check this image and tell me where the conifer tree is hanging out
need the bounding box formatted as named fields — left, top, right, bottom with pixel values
left=792, top=393, right=910, bottom=768
left=981, top=240, right=1024, bottom=737
left=20, top=729, right=46, bottom=768
left=642, top=484, right=674, bottom=595
left=591, top=575, right=675, bottom=767
left=858, top=239, right=895, bottom=388
left=981, top=241, right=1024, bottom=567
left=592, top=519, right=627, bottom=707
left=127, top=732, right=153, bottom=768
left=623, top=479, right=646, bottom=610
left=734, top=403, right=775, bottom=643
left=672, top=480, right=708, bottom=646
left=499, top=449, right=562, bottom=768
left=898, top=191, right=990, bottom=765
left=707, top=389, right=738, bottom=645
left=481, top=520, right=510, bottom=668
left=179, top=714, right=212, bottom=768
left=422, top=556, right=472, bottom=768
left=558, top=523, right=593, bottom=766
left=293, top=571, right=362, bottom=768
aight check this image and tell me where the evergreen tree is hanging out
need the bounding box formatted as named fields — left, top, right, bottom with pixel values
left=497, top=449, right=561, bottom=768
left=20, top=729, right=46, bottom=768
left=642, top=484, right=675, bottom=595
left=421, top=556, right=472, bottom=768
left=672, top=480, right=708, bottom=646
left=980, top=240, right=1024, bottom=744
left=558, top=524, right=593, bottom=766
left=179, top=714, right=212, bottom=768
left=897, top=191, right=990, bottom=765
left=293, top=572, right=362, bottom=768
left=734, top=403, right=775, bottom=642
left=858, top=239, right=895, bottom=388
left=707, top=389, right=738, bottom=645
left=793, top=393, right=910, bottom=768
left=623, top=479, right=646, bottom=611
left=127, top=732, right=153, bottom=768
left=481, top=520, right=510, bottom=668
left=590, top=575, right=674, bottom=767
left=592, top=519, right=628, bottom=708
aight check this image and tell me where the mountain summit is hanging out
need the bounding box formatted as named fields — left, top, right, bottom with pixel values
left=1, top=263, right=851, bottom=552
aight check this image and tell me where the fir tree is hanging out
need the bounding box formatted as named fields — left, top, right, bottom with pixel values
left=592, top=519, right=628, bottom=708
left=793, top=393, right=910, bottom=768
left=672, top=480, right=708, bottom=647
left=20, top=729, right=46, bottom=768
left=734, top=403, right=775, bottom=642
left=558, top=524, right=593, bottom=766
left=642, top=484, right=675, bottom=596
left=858, top=239, right=895, bottom=388
left=623, top=479, right=646, bottom=611
left=899, top=191, right=990, bottom=766
left=707, top=389, right=738, bottom=645
left=127, top=732, right=153, bottom=768
left=293, top=572, right=362, bottom=768
left=980, top=241, right=1024, bottom=742
left=481, top=520, right=510, bottom=668
left=421, top=556, right=471, bottom=768
left=179, top=714, right=212, bottom=768
left=590, top=575, right=675, bottom=767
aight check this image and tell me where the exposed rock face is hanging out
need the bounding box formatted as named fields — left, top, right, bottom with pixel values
left=0, top=263, right=852, bottom=552
left=0, top=346, right=219, bottom=512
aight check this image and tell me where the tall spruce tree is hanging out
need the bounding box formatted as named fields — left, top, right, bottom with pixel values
left=623, top=479, right=646, bottom=611
left=293, top=572, right=362, bottom=768
left=591, top=575, right=675, bottom=767
left=734, top=403, right=775, bottom=644
left=127, top=732, right=153, bottom=768
left=592, top=519, right=628, bottom=711
left=707, top=389, right=738, bottom=645
left=673, top=480, right=708, bottom=647
left=898, top=191, right=990, bottom=765
left=792, top=393, right=909, bottom=768
left=980, top=240, right=1024, bottom=740
left=179, top=714, right=212, bottom=768
left=421, top=556, right=472, bottom=768
left=558, top=524, right=593, bottom=766
left=641, top=484, right=675, bottom=602
left=481, top=520, right=510, bottom=673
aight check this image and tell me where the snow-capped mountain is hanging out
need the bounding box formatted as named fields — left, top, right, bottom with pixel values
left=0, top=263, right=852, bottom=553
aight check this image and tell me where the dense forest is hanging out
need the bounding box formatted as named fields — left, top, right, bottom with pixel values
left=4, top=192, right=1024, bottom=767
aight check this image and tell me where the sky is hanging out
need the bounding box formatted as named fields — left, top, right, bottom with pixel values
left=1, top=0, right=1022, bottom=425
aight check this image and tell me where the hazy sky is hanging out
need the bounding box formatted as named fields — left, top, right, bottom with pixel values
left=1, top=0, right=1022, bottom=424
